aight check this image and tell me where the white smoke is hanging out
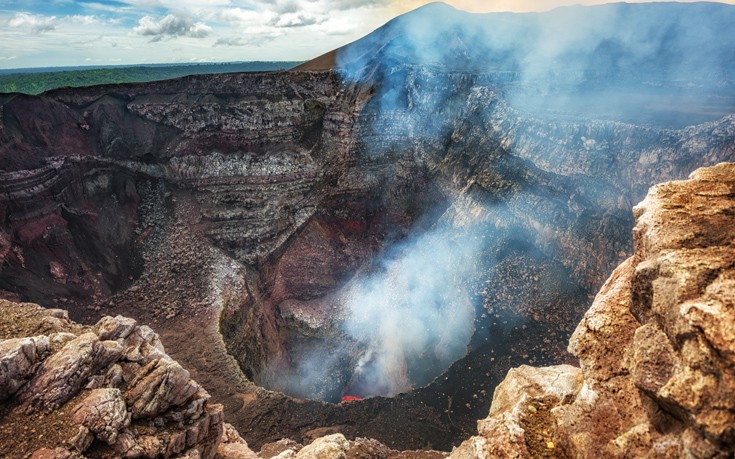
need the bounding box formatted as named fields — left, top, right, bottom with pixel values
left=339, top=225, right=480, bottom=397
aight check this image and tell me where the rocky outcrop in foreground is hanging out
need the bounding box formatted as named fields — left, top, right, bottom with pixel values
left=452, top=162, right=735, bottom=458
left=0, top=301, right=224, bottom=458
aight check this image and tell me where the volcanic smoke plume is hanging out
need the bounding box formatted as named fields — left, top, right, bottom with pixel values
left=264, top=2, right=735, bottom=401
left=340, top=225, right=481, bottom=398
left=261, top=222, right=483, bottom=402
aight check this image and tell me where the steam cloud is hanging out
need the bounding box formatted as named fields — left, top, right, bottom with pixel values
left=340, top=225, right=481, bottom=397
left=268, top=2, right=735, bottom=402
left=325, top=2, right=734, bottom=398
left=262, top=222, right=485, bottom=402
left=337, top=2, right=735, bottom=130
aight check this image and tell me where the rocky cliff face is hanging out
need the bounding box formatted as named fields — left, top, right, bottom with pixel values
left=0, top=65, right=734, bottom=450
left=3, top=1, right=735, bottom=452
left=452, top=162, right=735, bottom=458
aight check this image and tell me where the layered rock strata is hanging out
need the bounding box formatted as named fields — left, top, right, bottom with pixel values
left=452, top=163, right=735, bottom=458
left=3, top=162, right=734, bottom=457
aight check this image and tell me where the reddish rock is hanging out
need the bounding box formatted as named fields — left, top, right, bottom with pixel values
left=30, top=448, right=80, bottom=459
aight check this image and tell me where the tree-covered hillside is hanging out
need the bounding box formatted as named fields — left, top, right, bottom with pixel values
left=0, top=62, right=302, bottom=95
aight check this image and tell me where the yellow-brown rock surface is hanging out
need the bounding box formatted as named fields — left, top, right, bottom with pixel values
left=453, top=163, right=735, bottom=458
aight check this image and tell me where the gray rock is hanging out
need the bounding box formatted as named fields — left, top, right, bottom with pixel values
left=97, top=315, right=137, bottom=341
left=73, top=388, right=131, bottom=444
left=121, top=325, right=167, bottom=364
left=124, top=359, right=200, bottom=419
left=216, top=423, right=259, bottom=459
left=296, top=434, right=349, bottom=459
left=0, top=335, right=49, bottom=400
left=48, top=333, right=76, bottom=350
left=18, top=332, right=120, bottom=411
left=69, top=425, right=94, bottom=453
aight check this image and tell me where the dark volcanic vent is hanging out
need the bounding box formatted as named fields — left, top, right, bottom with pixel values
left=255, top=224, right=480, bottom=403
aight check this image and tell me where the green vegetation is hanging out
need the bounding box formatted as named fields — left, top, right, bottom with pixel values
left=0, top=62, right=302, bottom=95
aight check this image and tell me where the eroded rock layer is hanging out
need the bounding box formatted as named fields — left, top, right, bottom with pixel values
left=456, top=162, right=735, bottom=458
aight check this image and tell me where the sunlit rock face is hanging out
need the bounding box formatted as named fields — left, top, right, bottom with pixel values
left=1, top=1, right=734, bottom=451
left=0, top=301, right=224, bottom=459
left=457, top=163, right=735, bottom=458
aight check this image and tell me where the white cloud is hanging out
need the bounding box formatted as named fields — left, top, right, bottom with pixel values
left=0, top=0, right=398, bottom=68
left=69, top=15, right=100, bottom=25
left=214, top=31, right=284, bottom=46
left=214, top=7, right=274, bottom=24
left=0, top=0, right=484, bottom=68
left=331, top=0, right=388, bottom=10
left=126, top=0, right=233, bottom=6
left=6, top=12, right=58, bottom=34
left=314, top=18, right=356, bottom=36
left=133, top=13, right=212, bottom=41
left=269, top=12, right=324, bottom=28
left=78, top=2, right=134, bottom=14
left=214, top=36, right=245, bottom=46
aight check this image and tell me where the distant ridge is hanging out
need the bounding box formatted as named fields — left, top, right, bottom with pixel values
left=295, top=1, right=735, bottom=127
left=0, top=61, right=303, bottom=95
left=293, top=50, right=337, bottom=72
left=294, top=2, right=458, bottom=72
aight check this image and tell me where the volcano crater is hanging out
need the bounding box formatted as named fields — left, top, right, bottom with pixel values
left=0, top=59, right=733, bottom=451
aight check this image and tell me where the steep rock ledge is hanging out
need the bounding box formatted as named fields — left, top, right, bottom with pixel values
left=452, top=162, right=735, bottom=458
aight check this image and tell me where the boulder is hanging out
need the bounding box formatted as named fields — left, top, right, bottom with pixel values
left=0, top=336, right=49, bottom=400
left=18, top=332, right=121, bottom=411
left=72, top=388, right=130, bottom=444
left=124, top=358, right=200, bottom=419
left=296, top=434, right=350, bottom=459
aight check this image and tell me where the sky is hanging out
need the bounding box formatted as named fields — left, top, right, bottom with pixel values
left=1, top=0, right=733, bottom=69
